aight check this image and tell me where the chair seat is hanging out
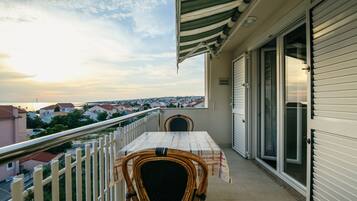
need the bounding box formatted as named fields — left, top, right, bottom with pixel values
left=121, top=148, right=208, bottom=201
left=141, top=160, right=188, bottom=201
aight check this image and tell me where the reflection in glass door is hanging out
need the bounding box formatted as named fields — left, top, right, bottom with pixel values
left=283, top=24, right=307, bottom=185
left=259, top=39, right=277, bottom=169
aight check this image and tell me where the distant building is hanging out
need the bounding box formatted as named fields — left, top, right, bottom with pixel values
left=191, top=100, right=205, bottom=108
left=150, top=102, right=166, bottom=108
left=39, top=103, right=75, bottom=123
left=20, top=152, right=61, bottom=171
left=84, top=104, right=119, bottom=120
left=27, top=111, right=38, bottom=120
left=56, top=103, right=75, bottom=112
left=0, top=106, right=27, bottom=181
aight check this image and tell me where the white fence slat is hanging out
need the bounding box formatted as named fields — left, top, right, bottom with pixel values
left=33, top=165, right=44, bottom=201
left=51, top=160, right=60, bottom=201
left=117, top=127, right=123, bottom=150
left=104, top=135, right=109, bottom=201
left=99, top=138, right=105, bottom=201
left=65, top=154, right=72, bottom=201
left=109, top=134, right=115, bottom=201
left=124, top=126, right=128, bottom=145
left=113, top=131, right=125, bottom=201
left=11, top=176, right=24, bottom=201
left=76, top=148, right=82, bottom=201
left=85, top=144, right=91, bottom=201
left=92, top=142, right=99, bottom=201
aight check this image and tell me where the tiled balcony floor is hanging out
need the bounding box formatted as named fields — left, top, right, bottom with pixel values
left=206, top=149, right=301, bottom=201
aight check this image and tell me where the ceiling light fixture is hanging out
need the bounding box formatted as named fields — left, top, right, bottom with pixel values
left=243, top=16, right=257, bottom=27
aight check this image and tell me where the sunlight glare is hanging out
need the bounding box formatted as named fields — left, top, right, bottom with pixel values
left=2, top=9, right=88, bottom=82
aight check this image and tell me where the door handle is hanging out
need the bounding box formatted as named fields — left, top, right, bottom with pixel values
left=301, top=65, right=311, bottom=72
left=306, top=138, right=311, bottom=144
left=242, top=119, right=245, bottom=123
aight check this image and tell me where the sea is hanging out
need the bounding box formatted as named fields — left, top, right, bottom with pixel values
left=0, top=102, right=85, bottom=112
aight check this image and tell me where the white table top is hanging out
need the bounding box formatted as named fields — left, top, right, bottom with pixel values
left=120, top=131, right=221, bottom=155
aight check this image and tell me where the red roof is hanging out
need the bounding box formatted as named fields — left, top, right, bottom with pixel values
left=57, top=103, right=75, bottom=108
left=40, top=103, right=74, bottom=110
left=20, top=152, right=59, bottom=163
left=17, top=107, right=27, bottom=113
left=40, top=104, right=57, bottom=110
left=98, top=104, right=115, bottom=111
left=0, top=105, right=14, bottom=119
left=0, top=105, right=26, bottom=118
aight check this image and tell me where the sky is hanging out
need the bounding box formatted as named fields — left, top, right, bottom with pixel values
left=0, top=0, right=204, bottom=102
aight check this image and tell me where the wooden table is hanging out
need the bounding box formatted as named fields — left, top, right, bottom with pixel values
left=114, top=131, right=231, bottom=183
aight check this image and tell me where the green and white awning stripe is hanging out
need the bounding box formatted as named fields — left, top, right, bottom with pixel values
left=176, top=0, right=250, bottom=64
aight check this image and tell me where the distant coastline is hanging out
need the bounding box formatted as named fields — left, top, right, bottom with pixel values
left=0, top=102, right=84, bottom=111
left=0, top=96, right=205, bottom=112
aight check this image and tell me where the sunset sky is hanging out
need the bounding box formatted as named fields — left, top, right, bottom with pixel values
left=0, top=0, right=204, bottom=102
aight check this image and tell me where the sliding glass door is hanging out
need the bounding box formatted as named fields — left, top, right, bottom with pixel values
left=259, top=39, right=277, bottom=169
left=283, top=24, right=307, bottom=185
left=258, top=23, right=307, bottom=188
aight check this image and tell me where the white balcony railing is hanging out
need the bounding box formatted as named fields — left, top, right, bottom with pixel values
left=0, top=108, right=160, bottom=201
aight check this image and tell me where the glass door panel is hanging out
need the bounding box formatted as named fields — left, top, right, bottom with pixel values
left=259, top=39, right=277, bottom=169
left=283, top=24, right=307, bottom=185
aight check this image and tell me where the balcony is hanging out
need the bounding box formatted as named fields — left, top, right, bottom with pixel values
left=0, top=108, right=300, bottom=201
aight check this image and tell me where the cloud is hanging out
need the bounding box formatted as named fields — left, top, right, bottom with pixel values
left=36, top=0, right=174, bottom=37
left=0, top=70, right=34, bottom=81
left=129, top=0, right=173, bottom=37
left=0, top=0, right=204, bottom=102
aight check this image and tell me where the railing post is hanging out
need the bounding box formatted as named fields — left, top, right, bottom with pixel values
left=104, top=135, right=110, bottom=201
left=11, top=175, right=24, bottom=201
left=109, top=134, right=115, bottom=201
left=76, top=148, right=82, bottom=201
left=85, top=144, right=91, bottom=201
left=99, top=138, right=105, bottom=201
left=65, top=154, right=72, bottom=201
left=93, top=142, right=99, bottom=201
left=33, top=165, right=44, bottom=201
left=51, top=160, right=60, bottom=201
left=116, top=127, right=126, bottom=201
left=158, top=110, right=162, bottom=131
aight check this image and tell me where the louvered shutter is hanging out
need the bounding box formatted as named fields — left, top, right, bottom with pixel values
left=309, top=0, right=357, bottom=200
left=232, top=55, right=247, bottom=157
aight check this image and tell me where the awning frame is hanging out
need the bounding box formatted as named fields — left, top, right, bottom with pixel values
left=176, top=0, right=252, bottom=67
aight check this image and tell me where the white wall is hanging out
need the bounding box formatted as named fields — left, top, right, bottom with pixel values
left=161, top=52, right=233, bottom=147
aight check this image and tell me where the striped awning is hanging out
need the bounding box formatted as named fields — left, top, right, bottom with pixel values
left=176, top=0, right=250, bottom=64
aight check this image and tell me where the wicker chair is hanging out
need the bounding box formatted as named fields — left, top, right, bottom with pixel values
left=121, top=148, right=208, bottom=201
left=164, top=114, right=194, bottom=131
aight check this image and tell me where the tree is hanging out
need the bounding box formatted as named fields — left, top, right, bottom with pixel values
left=97, top=111, right=108, bottom=121
left=54, top=105, right=60, bottom=112
left=143, top=103, right=151, bottom=110
left=27, top=115, right=45, bottom=128
left=47, top=124, right=68, bottom=134
left=82, top=104, right=92, bottom=111
left=167, top=103, right=176, bottom=108
left=111, top=112, right=123, bottom=119
left=65, top=109, right=86, bottom=128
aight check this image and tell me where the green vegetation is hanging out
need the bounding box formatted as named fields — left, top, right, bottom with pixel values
left=27, top=115, right=46, bottom=128
left=28, top=110, right=96, bottom=154
left=96, top=111, right=108, bottom=121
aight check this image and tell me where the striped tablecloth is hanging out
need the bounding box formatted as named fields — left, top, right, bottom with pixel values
left=114, top=131, right=231, bottom=183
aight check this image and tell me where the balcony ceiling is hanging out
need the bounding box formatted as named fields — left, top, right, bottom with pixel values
left=222, top=0, right=304, bottom=51
left=176, top=0, right=251, bottom=64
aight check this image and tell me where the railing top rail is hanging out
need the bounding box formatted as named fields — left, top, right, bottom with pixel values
left=0, top=107, right=160, bottom=164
